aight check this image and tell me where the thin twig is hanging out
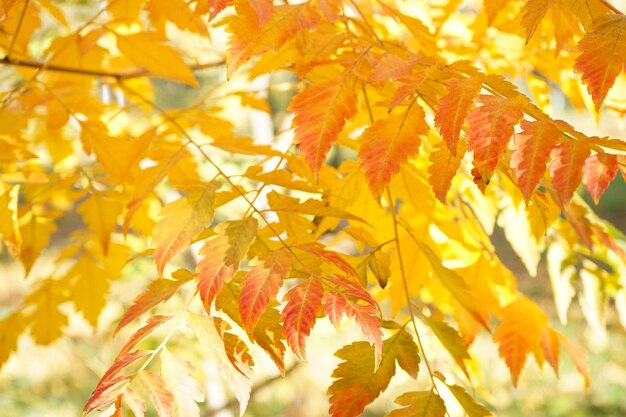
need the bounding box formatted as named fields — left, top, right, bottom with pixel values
left=0, top=56, right=225, bottom=79
left=599, top=0, right=623, bottom=14
left=386, top=188, right=447, bottom=412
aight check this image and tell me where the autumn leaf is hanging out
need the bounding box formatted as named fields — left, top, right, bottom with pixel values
left=549, top=141, right=591, bottom=208
left=115, top=270, right=194, bottom=334
left=493, top=296, right=548, bottom=386
left=358, top=103, right=428, bottom=200
left=290, top=81, right=358, bottom=176
left=188, top=313, right=252, bottom=415
left=160, top=348, right=205, bottom=417
left=428, top=139, right=467, bottom=204
left=154, top=183, right=220, bottom=276
left=511, top=119, right=561, bottom=202
left=328, top=329, right=420, bottom=417
left=281, top=277, right=323, bottom=361
left=521, top=0, right=549, bottom=41
left=466, top=95, right=524, bottom=189
left=239, top=250, right=291, bottom=332
left=434, top=77, right=482, bottom=154
left=445, top=383, right=492, bottom=417
left=582, top=153, right=619, bottom=204
left=196, top=236, right=235, bottom=307
left=574, top=15, right=626, bottom=110
left=115, top=31, right=199, bottom=87
left=386, top=390, right=446, bottom=417
left=138, top=371, right=175, bottom=417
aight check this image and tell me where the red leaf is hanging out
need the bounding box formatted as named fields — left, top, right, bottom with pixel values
left=574, top=15, right=626, bottom=110
left=281, top=277, right=323, bottom=361
left=239, top=250, right=291, bottom=331
left=358, top=104, right=428, bottom=199
left=583, top=153, right=619, bottom=204
left=434, top=77, right=482, bottom=154
left=549, top=141, right=591, bottom=208
left=290, top=81, right=358, bottom=176
left=466, top=95, right=524, bottom=190
left=511, top=119, right=561, bottom=202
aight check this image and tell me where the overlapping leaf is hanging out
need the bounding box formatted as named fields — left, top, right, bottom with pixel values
left=154, top=184, right=219, bottom=276
left=239, top=250, right=291, bottom=332
left=358, top=104, right=428, bottom=199
left=466, top=95, right=524, bottom=189
left=290, top=81, right=358, bottom=175
left=328, top=329, right=420, bottom=417
left=511, top=119, right=561, bottom=202
left=574, top=15, right=626, bottom=110
left=582, top=153, right=619, bottom=204
left=549, top=141, right=591, bottom=208
left=281, top=277, right=323, bottom=361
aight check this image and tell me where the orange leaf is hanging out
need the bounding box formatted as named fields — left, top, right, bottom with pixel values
left=369, top=54, right=414, bottom=82
left=138, top=371, right=175, bottom=417
left=290, top=81, right=358, bottom=176
left=208, top=0, right=231, bottom=21
left=84, top=376, right=130, bottom=415
left=323, top=274, right=383, bottom=367
left=434, top=77, right=482, bottom=154
left=154, top=184, right=219, bottom=276
left=428, top=140, right=467, bottom=204
left=466, top=95, right=524, bottom=190
left=225, top=1, right=320, bottom=76
left=115, top=270, right=194, bottom=334
left=493, top=297, right=547, bottom=386
left=319, top=0, right=341, bottom=22
left=541, top=327, right=560, bottom=376
left=521, top=0, right=549, bottom=41
left=511, top=120, right=561, bottom=202
left=322, top=292, right=347, bottom=330
left=549, top=141, right=591, bottom=208
left=281, top=277, right=323, bottom=361
left=582, top=153, right=619, bottom=204
left=196, top=236, right=235, bottom=307
left=116, top=315, right=173, bottom=360
left=574, top=15, right=626, bottom=110
left=239, top=250, right=291, bottom=332
left=358, top=104, right=428, bottom=200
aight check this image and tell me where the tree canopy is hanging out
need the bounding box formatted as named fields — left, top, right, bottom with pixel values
left=1, top=1, right=625, bottom=416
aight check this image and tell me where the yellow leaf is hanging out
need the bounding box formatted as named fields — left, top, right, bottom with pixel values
left=154, top=183, right=220, bottom=276
left=77, top=191, right=124, bottom=255
left=115, top=32, right=199, bottom=87
left=29, top=280, right=68, bottom=345
left=0, top=312, right=27, bottom=369
left=70, top=257, right=111, bottom=327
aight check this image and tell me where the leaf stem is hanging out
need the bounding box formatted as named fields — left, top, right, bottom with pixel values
left=386, top=188, right=443, bottom=400
left=599, top=0, right=623, bottom=14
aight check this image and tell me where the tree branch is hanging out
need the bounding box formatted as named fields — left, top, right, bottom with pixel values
left=0, top=56, right=225, bottom=80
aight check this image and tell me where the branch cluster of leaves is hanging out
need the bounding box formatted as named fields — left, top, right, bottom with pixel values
left=1, top=0, right=626, bottom=416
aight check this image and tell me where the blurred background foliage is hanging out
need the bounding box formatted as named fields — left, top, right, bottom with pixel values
left=1, top=0, right=626, bottom=416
